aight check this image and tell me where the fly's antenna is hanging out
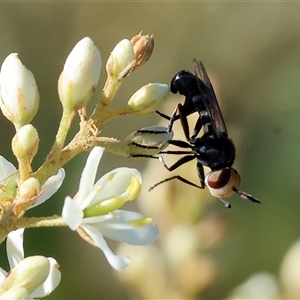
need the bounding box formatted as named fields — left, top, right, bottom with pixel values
left=233, top=187, right=261, bottom=204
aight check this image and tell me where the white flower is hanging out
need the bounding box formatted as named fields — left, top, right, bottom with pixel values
left=0, top=229, right=61, bottom=298
left=127, top=83, right=170, bottom=115
left=12, top=124, right=39, bottom=162
left=0, top=155, right=65, bottom=209
left=0, top=157, right=64, bottom=297
left=106, top=39, right=135, bottom=78
left=62, top=146, right=159, bottom=270
left=0, top=53, right=39, bottom=127
left=58, top=37, right=101, bottom=111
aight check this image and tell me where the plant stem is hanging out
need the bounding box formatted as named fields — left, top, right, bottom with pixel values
left=15, top=215, right=67, bottom=228
left=90, top=76, right=122, bottom=125
left=0, top=215, right=67, bottom=244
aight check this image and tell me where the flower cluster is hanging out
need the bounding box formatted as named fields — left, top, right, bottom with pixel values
left=62, top=147, right=159, bottom=270
left=0, top=154, right=64, bottom=297
left=0, top=229, right=61, bottom=299
left=0, top=33, right=170, bottom=298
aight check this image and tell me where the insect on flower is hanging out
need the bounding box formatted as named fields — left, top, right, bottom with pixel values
left=151, top=59, right=260, bottom=208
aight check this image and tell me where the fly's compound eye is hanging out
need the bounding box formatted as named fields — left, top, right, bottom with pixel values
left=205, top=167, right=241, bottom=199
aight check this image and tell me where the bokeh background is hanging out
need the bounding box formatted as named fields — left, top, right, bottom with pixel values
left=1, top=2, right=300, bottom=299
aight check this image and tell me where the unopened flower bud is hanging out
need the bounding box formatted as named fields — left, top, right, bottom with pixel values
left=0, top=53, right=39, bottom=127
left=106, top=39, right=135, bottom=79
left=1, top=256, right=50, bottom=294
left=12, top=124, right=39, bottom=162
left=58, top=37, right=101, bottom=111
left=18, top=177, right=40, bottom=199
left=13, top=177, right=41, bottom=215
left=127, top=83, right=169, bottom=115
left=130, top=32, right=154, bottom=71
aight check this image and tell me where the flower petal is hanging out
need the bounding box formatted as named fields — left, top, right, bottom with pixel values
left=81, top=213, right=114, bottom=224
left=30, top=168, right=65, bottom=209
left=6, top=228, right=24, bottom=268
left=62, top=196, right=83, bottom=230
left=77, top=147, right=104, bottom=209
left=98, top=210, right=159, bottom=245
left=0, top=156, right=16, bottom=181
left=81, top=224, right=130, bottom=270
left=30, top=257, right=61, bottom=298
left=92, top=167, right=142, bottom=204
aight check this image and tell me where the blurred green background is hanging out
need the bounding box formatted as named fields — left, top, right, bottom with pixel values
left=1, top=2, right=300, bottom=299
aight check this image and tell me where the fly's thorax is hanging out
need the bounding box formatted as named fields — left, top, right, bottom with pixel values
left=170, top=70, right=199, bottom=96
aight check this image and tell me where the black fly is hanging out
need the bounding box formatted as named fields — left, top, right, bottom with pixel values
left=152, top=59, right=260, bottom=208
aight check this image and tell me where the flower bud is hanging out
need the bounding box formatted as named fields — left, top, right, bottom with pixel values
left=58, top=37, right=101, bottom=111
left=1, top=256, right=50, bottom=294
left=13, top=177, right=41, bottom=215
left=106, top=39, right=135, bottom=79
left=18, top=177, right=40, bottom=199
left=12, top=124, right=39, bottom=162
left=130, top=32, right=154, bottom=71
left=127, top=83, right=169, bottom=115
left=0, top=53, right=39, bottom=127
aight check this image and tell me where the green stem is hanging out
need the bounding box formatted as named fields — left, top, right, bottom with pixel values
left=18, top=158, right=31, bottom=181
left=0, top=215, right=67, bottom=244
left=33, top=109, right=77, bottom=185
left=15, top=215, right=67, bottom=228
left=89, top=105, right=135, bottom=127
left=90, top=76, right=122, bottom=126
left=33, top=144, right=83, bottom=185
left=52, top=108, right=75, bottom=153
left=89, top=136, right=130, bottom=156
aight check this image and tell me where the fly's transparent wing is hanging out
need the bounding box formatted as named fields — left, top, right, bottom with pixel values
left=193, top=59, right=228, bottom=134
